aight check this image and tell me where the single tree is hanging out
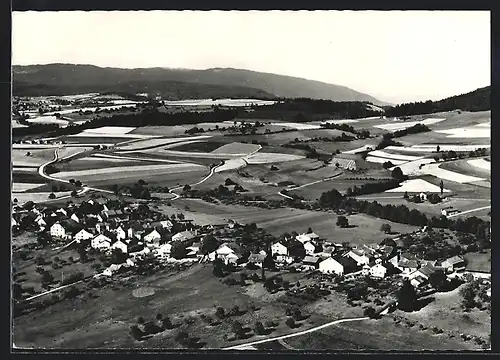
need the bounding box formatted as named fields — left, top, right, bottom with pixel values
left=254, top=321, right=266, bottom=335
left=439, top=180, right=444, bottom=195
left=285, top=317, right=296, bottom=328
left=48, top=193, right=56, bottom=199
left=380, top=224, right=392, bottom=234
left=391, top=167, right=404, bottom=180
left=436, top=145, right=441, bottom=153
left=336, top=215, right=349, bottom=228
left=397, top=280, right=418, bottom=311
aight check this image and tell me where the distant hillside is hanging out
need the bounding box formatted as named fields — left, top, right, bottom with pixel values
left=384, top=86, right=490, bottom=117
left=12, top=64, right=386, bottom=104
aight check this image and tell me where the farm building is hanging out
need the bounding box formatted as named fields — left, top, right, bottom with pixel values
left=302, top=256, right=321, bottom=271
left=74, top=229, right=94, bottom=243
left=369, top=262, right=387, bottom=278
left=143, top=229, right=161, bottom=243
left=91, top=234, right=112, bottom=250
left=319, top=257, right=344, bottom=275
left=171, top=230, right=195, bottom=243
left=271, top=242, right=289, bottom=256
left=248, top=253, right=266, bottom=267
left=304, top=241, right=316, bottom=255
left=111, top=240, right=129, bottom=254
left=440, top=255, right=466, bottom=273
left=345, top=249, right=370, bottom=266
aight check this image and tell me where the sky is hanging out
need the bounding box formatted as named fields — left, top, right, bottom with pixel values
left=12, top=11, right=490, bottom=104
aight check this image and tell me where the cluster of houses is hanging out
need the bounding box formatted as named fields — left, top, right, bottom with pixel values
left=205, top=229, right=476, bottom=289
left=12, top=198, right=208, bottom=276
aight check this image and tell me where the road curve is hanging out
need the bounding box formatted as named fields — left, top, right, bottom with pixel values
left=168, top=163, right=222, bottom=201
left=446, top=205, right=491, bottom=218
left=223, top=316, right=369, bottom=350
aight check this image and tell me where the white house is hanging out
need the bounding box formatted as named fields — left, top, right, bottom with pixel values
left=159, top=220, right=173, bottom=230
left=56, top=208, right=68, bottom=216
left=91, top=234, right=112, bottom=250
left=50, top=222, right=67, bottom=239
left=208, top=244, right=235, bottom=262
left=304, top=241, right=316, bottom=255
left=74, top=229, right=94, bottom=243
left=346, top=249, right=370, bottom=266
left=398, top=259, right=419, bottom=276
left=419, top=192, right=428, bottom=202
left=156, top=243, right=172, bottom=258
left=126, top=258, right=137, bottom=267
left=70, top=213, right=80, bottom=223
left=271, top=242, right=288, bottom=256
left=111, top=240, right=128, bottom=254
left=103, top=264, right=123, bottom=277
left=96, top=223, right=109, bottom=234
left=115, top=226, right=127, bottom=241
left=143, top=229, right=161, bottom=243
left=369, top=263, right=387, bottom=278
left=172, top=230, right=193, bottom=242
left=319, top=257, right=344, bottom=276
left=35, top=215, right=46, bottom=228
left=296, top=233, right=311, bottom=243
left=130, top=246, right=151, bottom=258
left=224, top=252, right=240, bottom=265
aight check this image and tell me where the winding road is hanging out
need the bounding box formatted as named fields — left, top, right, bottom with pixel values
left=168, top=163, right=222, bottom=200
left=223, top=316, right=369, bottom=350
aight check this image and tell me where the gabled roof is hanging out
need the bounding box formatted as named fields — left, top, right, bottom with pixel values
left=302, top=256, right=320, bottom=264
left=248, top=253, right=266, bottom=263
left=444, top=255, right=465, bottom=265
left=306, top=232, right=320, bottom=239
left=418, top=265, right=438, bottom=277
left=399, top=259, right=419, bottom=269
left=350, top=248, right=366, bottom=257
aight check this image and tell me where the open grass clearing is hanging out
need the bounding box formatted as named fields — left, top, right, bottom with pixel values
left=116, top=135, right=213, bottom=151
left=245, top=152, right=304, bottom=164
left=54, top=163, right=205, bottom=180
left=373, top=117, right=446, bottom=131
left=385, top=179, right=450, bottom=193
left=26, top=116, right=70, bottom=126
left=130, top=125, right=195, bottom=137
left=284, top=316, right=472, bottom=350
left=367, top=150, right=423, bottom=162
left=79, top=126, right=136, bottom=135
left=418, top=163, right=486, bottom=184
left=467, top=159, right=490, bottom=172
left=212, top=142, right=261, bottom=155
left=168, top=141, right=227, bottom=153
left=12, top=148, right=56, bottom=167
left=464, top=250, right=491, bottom=273
left=439, top=160, right=490, bottom=181
left=268, top=122, right=322, bottom=130
left=54, top=158, right=162, bottom=173
left=435, top=127, right=490, bottom=139
left=365, top=156, right=407, bottom=165
left=394, top=284, right=490, bottom=341
left=171, top=199, right=418, bottom=246
left=11, top=191, right=72, bottom=204
left=12, top=182, right=45, bottom=193
left=215, top=159, right=247, bottom=173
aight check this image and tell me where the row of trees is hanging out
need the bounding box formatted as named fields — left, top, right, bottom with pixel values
left=317, top=187, right=490, bottom=235
left=384, top=86, right=490, bottom=117
left=320, top=122, right=371, bottom=139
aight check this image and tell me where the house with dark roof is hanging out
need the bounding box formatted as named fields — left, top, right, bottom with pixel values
left=397, top=259, right=419, bottom=275
left=440, top=255, right=466, bottom=273
left=335, top=256, right=359, bottom=275
left=302, top=256, right=321, bottom=270
left=248, top=253, right=266, bottom=267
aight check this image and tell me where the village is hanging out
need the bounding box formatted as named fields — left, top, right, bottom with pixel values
left=12, top=193, right=491, bottom=308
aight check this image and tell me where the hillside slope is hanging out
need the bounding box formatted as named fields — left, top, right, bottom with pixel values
left=385, top=86, right=490, bottom=117
left=12, top=64, right=386, bottom=104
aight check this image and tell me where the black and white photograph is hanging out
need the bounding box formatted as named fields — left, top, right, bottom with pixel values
left=11, top=10, right=491, bottom=351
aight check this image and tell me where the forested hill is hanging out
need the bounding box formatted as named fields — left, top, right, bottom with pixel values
left=384, top=86, right=490, bottom=117
left=12, top=64, right=386, bottom=104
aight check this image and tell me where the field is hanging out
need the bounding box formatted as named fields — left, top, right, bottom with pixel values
left=394, top=284, right=490, bottom=341
left=12, top=148, right=55, bottom=167
left=168, top=199, right=418, bottom=246
left=11, top=191, right=72, bottom=203
left=212, top=142, right=261, bottom=155
left=13, top=264, right=327, bottom=349
left=281, top=316, right=474, bottom=350
left=385, top=179, right=450, bottom=193
left=464, top=250, right=491, bottom=272
left=116, top=135, right=213, bottom=151
left=53, top=163, right=206, bottom=182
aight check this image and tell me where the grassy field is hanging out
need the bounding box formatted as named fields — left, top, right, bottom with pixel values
left=440, top=159, right=491, bottom=180
left=282, top=316, right=474, bottom=350
left=464, top=250, right=491, bottom=272
left=130, top=125, right=195, bottom=137
left=169, top=199, right=418, bottom=246
left=11, top=192, right=72, bottom=204
left=12, top=149, right=55, bottom=167
left=14, top=264, right=350, bottom=349
left=394, top=284, right=490, bottom=342
left=168, top=141, right=227, bottom=153
left=54, top=158, right=161, bottom=172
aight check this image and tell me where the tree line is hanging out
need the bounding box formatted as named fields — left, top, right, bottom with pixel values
left=317, top=187, right=490, bottom=236
left=384, top=86, right=490, bottom=117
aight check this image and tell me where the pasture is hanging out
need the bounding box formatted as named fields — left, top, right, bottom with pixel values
left=12, top=148, right=55, bottom=167
left=170, top=199, right=418, bottom=245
